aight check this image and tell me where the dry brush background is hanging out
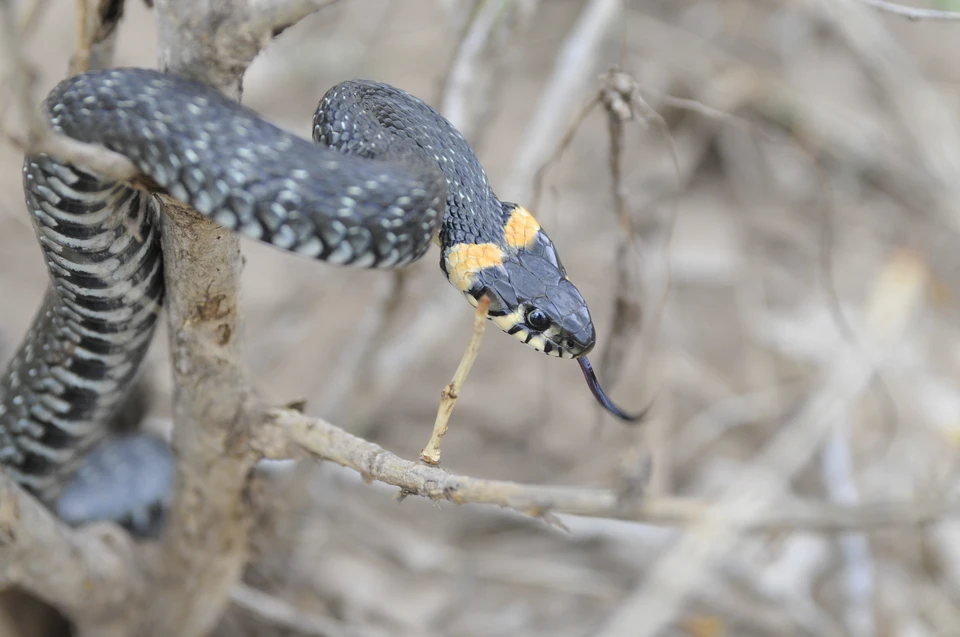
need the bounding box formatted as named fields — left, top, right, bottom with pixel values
left=2, top=0, right=960, bottom=635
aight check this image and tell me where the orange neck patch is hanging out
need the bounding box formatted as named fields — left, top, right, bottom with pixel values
left=503, top=205, right=541, bottom=250
left=445, top=242, right=504, bottom=292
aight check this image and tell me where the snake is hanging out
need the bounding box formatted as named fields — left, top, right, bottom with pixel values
left=0, top=67, right=643, bottom=535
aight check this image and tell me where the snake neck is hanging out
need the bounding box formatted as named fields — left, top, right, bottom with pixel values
left=313, top=80, right=507, bottom=256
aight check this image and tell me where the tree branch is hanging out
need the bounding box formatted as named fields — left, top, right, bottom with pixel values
left=266, top=407, right=956, bottom=533
left=142, top=2, right=336, bottom=636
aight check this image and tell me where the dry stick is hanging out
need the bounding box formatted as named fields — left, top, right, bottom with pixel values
left=595, top=73, right=684, bottom=423
left=421, top=297, right=491, bottom=465
left=444, top=0, right=537, bottom=155
left=268, top=404, right=957, bottom=532
left=813, top=0, right=960, bottom=191
left=596, top=71, right=641, bottom=397
left=439, top=0, right=496, bottom=133
left=528, top=96, right=599, bottom=214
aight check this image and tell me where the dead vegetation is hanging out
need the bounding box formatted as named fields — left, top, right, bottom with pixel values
left=1, top=0, right=960, bottom=635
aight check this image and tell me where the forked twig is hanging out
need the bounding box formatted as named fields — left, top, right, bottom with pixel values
left=420, top=296, right=491, bottom=465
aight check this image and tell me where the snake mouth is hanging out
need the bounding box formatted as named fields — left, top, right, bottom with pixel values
left=577, top=356, right=648, bottom=423
left=487, top=309, right=581, bottom=358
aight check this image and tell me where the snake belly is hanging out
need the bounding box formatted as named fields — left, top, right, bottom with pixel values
left=0, top=67, right=518, bottom=529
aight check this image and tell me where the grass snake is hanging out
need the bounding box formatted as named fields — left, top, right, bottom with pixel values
left=0, top=67, right=642, bottom=535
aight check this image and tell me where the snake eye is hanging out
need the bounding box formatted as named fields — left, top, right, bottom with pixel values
left=524, top=307, right=550, bottom=332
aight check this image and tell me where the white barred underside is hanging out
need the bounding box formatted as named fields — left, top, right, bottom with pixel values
left=0, top=157, right=163, bottom=502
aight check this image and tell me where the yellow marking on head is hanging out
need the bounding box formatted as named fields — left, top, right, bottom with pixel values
left=503, top=205, right=541, bottom=250
left=445, top=242, right=504, bottom=292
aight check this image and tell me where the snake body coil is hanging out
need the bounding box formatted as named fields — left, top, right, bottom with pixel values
left=0, top=68, right=640, bottom=533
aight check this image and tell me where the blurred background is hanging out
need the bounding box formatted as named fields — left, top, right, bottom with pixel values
left=3, top=0, right=960, bottom=635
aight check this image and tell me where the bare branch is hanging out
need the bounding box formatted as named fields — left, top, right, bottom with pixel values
left=855, top=0, right=960, bottom=20
left=420, top=297, right=490, bottom=465
left=267, top=406, right=956, bottom=533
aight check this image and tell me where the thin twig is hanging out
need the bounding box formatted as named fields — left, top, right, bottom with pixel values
left=855, top=0, right=960, bottom=20
left=421, top=297, right=490, bottom=465
left=529, top=96, right=599, bottom=214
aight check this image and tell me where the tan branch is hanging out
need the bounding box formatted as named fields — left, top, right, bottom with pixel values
left=266, top=407, right=955, bottom=533
left=420, top=296, right=490, bottom=465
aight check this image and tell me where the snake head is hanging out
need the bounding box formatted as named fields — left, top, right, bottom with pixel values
left=481, top=243, right=597, bottom=360
left=441, top=203, right=646, bottom=423
left=444, top=203, right=595, bottom=359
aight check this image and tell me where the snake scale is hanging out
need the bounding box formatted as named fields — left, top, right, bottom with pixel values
left=0, top=67, right=641, bottom=534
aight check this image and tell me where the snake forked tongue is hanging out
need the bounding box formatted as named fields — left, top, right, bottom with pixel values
left=577, top=356, right=647, bottom=423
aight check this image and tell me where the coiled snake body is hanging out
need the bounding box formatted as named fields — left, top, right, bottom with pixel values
left=0, top=68, right=639, bottom=534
